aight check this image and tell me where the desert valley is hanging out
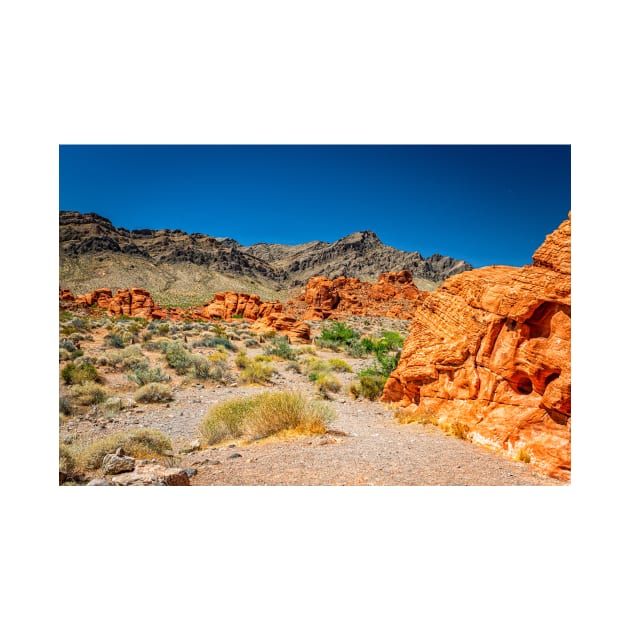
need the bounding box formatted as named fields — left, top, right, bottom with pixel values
left=59, top=211, right=571, bottom=486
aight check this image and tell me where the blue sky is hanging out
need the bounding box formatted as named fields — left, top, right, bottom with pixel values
left=59, top=145, right=570, bottom=268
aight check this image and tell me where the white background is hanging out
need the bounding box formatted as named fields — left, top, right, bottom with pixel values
left=1, top=1, right=627, bottom=628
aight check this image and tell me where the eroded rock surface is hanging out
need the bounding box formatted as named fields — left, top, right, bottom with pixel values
left=287, top=270, right=422, bottom=320
left=382, top=215, right=571, bottom=480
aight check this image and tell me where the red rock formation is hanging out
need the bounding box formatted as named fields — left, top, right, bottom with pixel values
left=200, top=292, right=282, bottom=320
left=382, top=215, right=571, bottom=480
left=59, top=288, right=74, bottom=301
left=287, top=271, right=422, bottom=320
left=75, top=288, right=113, bottom=309
left=252, top=313, right=311, bottom=343
left=107, top=288, right=158, bottom=318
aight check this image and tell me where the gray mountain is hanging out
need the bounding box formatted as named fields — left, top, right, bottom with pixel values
left=59, top=211, right=472, bottom=306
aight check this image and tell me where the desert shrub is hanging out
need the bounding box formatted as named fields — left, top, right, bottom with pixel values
left=349, top=372, right=388, bottom=401
left=327, top=358, right=352, bottom=372
left=192, top=335, right=236, bottom=351
left=59, top=396, right=74, bottom=416
left=59, top=338, right=77, bottom=353
left=189, top=353, right=229, bottom=381
left=244, top=339, right=260, bottom=348
left=133, top=382, right=174, bottom=403
left=304, top=359, right=331, bottom=381
left=71, top=382, right=109, bottom=405
left=59, top=443, right=77, bottom=479
left=128, top=365, right=171, bottom=386
left=264, top=336, right=296, bottom=360
left=105, top=333, right=125, bottom=348
left=517, top=448, right=531, bottom=463
left=254, top=355, right=273, bottom=362
left=75, top=428, right=173, bottom=470
left=317, top=321, right=359, bottom=350
left=100, top=346, right=148, bottom=371
left=286, top=361, right=302, bottom=374
left=61, top=362, right=101, bottom=385
left=157, top=323, right=170, bottom=335
left=298, top=345, right=317, bottom=356
left=142, top=337, right=170, bottom=352
left=101, top=396, right=126, bottom=414
left=165, top=341, right=193, bottom=374
left=212, top=323, right=228, bottom=338
left=200, top=391, right=334, bottom=444
left=235, top=350, right=250, bottom=368
left=316, top=372, right=341, bottom=394
left=239, top=362, right=275, bottom=384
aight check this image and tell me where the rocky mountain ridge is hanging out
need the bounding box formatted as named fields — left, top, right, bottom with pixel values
left=59, top=211, right=472, bottom=304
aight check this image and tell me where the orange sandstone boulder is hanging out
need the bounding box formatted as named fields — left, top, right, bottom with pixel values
left=59, top=288, right=74, bottom=301
left=382, top=215, right=571, bottom=480
left=75, top=288, right=113, bottom=309
left=107, top=288, right=158, bottom=318
left=287, top=271, right=421, bottom=320
left=252, top=313, right=311, bottom=343
left=200, top=292, right=282, bottom=320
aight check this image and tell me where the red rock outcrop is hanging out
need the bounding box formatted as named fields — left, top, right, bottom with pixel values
left=382, top=215, right=571, bottom=480
left=251, top=313, right=311, bottom=343
left=200, top=292, right=283, bottom=321
left=107, top=288, right=158, bottom=318
left=75, top=288, right=113, bottom=309
left=287, top=271, right=422, bottom=320
left=59, top=288, right=74, bottom=301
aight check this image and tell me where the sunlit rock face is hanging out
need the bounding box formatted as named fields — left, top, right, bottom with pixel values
left=382, top=215, right=571, bottom=480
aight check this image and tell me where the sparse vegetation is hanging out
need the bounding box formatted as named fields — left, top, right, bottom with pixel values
left=200, top=391, right=334, bottom=444
left=61, top=362, right=101, bottom=385
left=517, top=448, right=531, bottom=463
left=349, top=372, right=387, bottom=401
left=239, top=361, right=275, bottom=384
left=71, top=382, right=109, bottom=405
left=128, top=365, right=171, bottom=386
left=134, top=383, right=174, bottom=403
left=73, top=429, right=173, bottom=470
left=264, top=336, right=296, bottom=360
left=164, top=341, right=193, bottom=374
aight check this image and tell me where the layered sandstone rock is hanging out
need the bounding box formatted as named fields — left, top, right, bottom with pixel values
left=252, top=313, right=311, bottom=343
left=75, top=288, right=113, bottom=309
left=287, top=271, right=422, bottom=320
left=59, top=288, right=74, bottom=301
left=107, top=288, right=158, bottom=318
left=200, top=292, right=283, bottom=320
left=382, top=215, right=571, bottom=480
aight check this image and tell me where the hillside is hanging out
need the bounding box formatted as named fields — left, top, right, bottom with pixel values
left=59, top=211, right=472, bottom=306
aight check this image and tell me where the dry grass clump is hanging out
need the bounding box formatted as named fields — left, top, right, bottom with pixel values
left=315, top=372, right=341, bottom=394
left=327, top=358, right=352, bottom=372
left=516, top=448, right=531, bottom=463
left=200, top=391, right=334, bottom=444
left=73, top=428, right=173, bottom=470
left=239, top=361, right=275, bottom=384
left=133, top=382, right=174, bottom=403
left=71, top=382, right=109, bottom=405
left=395, top=408, right=469, bottom=440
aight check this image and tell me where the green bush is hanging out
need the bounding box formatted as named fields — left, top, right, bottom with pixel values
left=200, top=391, right=334, bottom=444
left=192, top=335, right=237, bottom=351
left=106, top=333, right=125, bottom=348
left=350, top=372, right=388, bottom=401
left=61, top=362, right=101, bottom=385
left=165, top=341, right=192, bottom=374
left=128, top=365, right=171, bottom=386
left=133, top=383, right=174, bottom=403
left=317, top=321, right=359, bottom=349
left=264, top=336, right=296, bottom=360
left=189, top=353, right=229, bottom=381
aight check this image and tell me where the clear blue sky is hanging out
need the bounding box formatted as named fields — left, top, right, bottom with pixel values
left=59, top=145, right=570, bottom=268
